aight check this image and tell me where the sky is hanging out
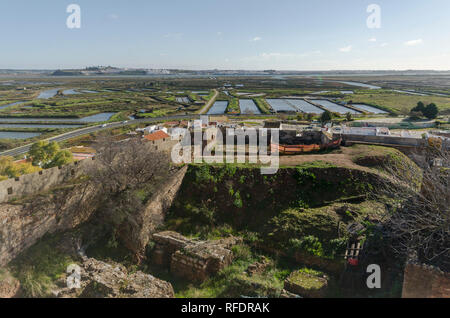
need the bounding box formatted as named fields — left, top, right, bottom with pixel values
left=0, top=0, right=449, bottom=70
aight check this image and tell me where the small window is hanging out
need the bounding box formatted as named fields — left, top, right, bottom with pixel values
left=71, top=169, right=75, bottom=176
left=15, top=177, right=20, bottom=181
left=39, top=171, right=43, bottom=175
left=7, top=187, right=13, bottom=195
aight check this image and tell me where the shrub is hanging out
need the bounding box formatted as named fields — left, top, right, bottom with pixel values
left=231, top=245, right=253, bottom=262
left=293, top=236, right=324, bottom=257
left=423, top=103, right=438, bottom=119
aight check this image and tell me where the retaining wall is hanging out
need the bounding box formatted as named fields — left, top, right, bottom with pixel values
left=342, top=134, right=426, bottom=148
left=0, top=158, right=95, bottom=203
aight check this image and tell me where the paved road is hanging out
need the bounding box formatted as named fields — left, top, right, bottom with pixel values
left=198, top=89, right=219, bottom=114
left=0, top=112, right=276, bottom=157
left=0, top=115, right=196, bottom=157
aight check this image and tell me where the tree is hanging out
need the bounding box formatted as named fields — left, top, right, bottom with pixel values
left=411, top=101, right=426, bottom=114
left=29, top=141, right=60, bottom=166
left=376, top=148, right=450, bottom=270
left=409, top=111, right=423, bottom=120
left=28, top=141, right=73, bottom=168
left=345, top=112, right=353, bottom=121
left=423, top=103, right=439, bottom=119
left=49, top=150, right=73, bottom=167
left=86, top=137, right=173, bottom=259
left=296, top=113, right=305, bottom=121
left=320, top=110, right=332, bottom=124
left=0, top=156, right=40, bottom=179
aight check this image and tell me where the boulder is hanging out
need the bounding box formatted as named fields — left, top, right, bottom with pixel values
left=54, top=258, right=174, bottom=298
left=0, top=269, right=20, bottom=298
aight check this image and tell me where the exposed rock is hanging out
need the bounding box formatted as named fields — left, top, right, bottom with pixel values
left=402, top=262, right=450, bottom=298
left=0, top=269, right=20, bottom=298
left=284, top=270, right=329, bottom=298
left=118, top=166, right=188, bottom=262
left=0, top=183, right=99, bottom=266
left=246, top=257, right=272, bottom=277
left=280, top=289, right=302, bottom=298
left=54, top=258, right=174, bottom=298
left=151, top=231, right=242, bottom=282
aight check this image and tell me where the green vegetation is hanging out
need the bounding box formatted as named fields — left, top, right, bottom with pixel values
left=226, top=97, right=240, bottom=114
left=320, top=110, right=333, bottom=123
left=410, top=101, right=439, bottom=119
left=8, top=234, right=77, bottom=297
left=0, top=156, right=41, bottom=180
left=175, top=245, right=286, bottom=298
left=253, top=97, right=271, bottom=114
left=166, top=162, right=394, bottom=263
left=287, top=268, right=326, bottom=289
left=349, top=144, right=422, bottom=189
left=29, top=141, right=73, bottom=168
left=344, top=91, right=450, bottom=115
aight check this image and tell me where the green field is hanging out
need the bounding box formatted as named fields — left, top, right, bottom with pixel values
left=342, top=91, right=450, bottom=115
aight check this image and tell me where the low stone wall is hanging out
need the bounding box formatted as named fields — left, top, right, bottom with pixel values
left=342, top=134, right=426, bottom=148
left=152, top=231, right=192, bottom=267
left=0, top=158, right=95, bottom=204
left=402, top=263, right=450, bottom=298
left=151, top=231, right=241, bottom=282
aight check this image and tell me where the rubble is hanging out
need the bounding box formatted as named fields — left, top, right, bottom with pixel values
left=54, top=257, right=174, bottom=298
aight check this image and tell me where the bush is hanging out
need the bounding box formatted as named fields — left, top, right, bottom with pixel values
left=289, top=236, right=324, bottom=257
left=320, top=111, right=332, bottom=123
left=410, top=102, right=439, bottom=120
left=323, top=238, right=347, bottom=259
left=423, top=103, right=438, bottom=119
left=231, top=245, right=253, bottom=262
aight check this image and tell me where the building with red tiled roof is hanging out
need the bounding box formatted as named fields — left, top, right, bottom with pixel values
left=143, top=130, right=170, bottom=142
left=143, top=130, right=174, bottom=152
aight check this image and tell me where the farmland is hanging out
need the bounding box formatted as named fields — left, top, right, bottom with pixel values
left=0, top=73, right=449, bottom=150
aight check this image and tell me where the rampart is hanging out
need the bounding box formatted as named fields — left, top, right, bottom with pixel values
left=0, top=158, right=95, bottom=204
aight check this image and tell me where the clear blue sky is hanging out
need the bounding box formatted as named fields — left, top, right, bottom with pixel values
left=1, top=0, right=449, bottom=70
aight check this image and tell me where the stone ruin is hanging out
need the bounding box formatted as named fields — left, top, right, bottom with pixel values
left=151, top=231, right=242, bottom=282
left=54, top=257, right=174, bottom=298
left=402, top=262, right=450, bottom=298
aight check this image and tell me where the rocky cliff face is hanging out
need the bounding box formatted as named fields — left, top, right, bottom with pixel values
left=0, top=183, right=99, bottom=266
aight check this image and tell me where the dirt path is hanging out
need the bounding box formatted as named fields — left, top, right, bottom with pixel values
left=198, top=89, right=219, bottom=114
left=279, top=147, right=375, bottom=173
